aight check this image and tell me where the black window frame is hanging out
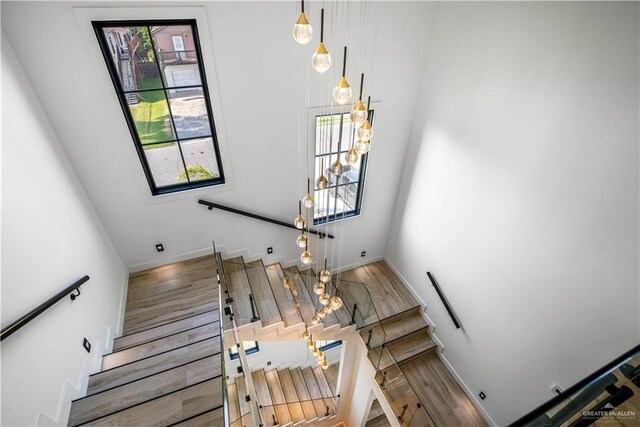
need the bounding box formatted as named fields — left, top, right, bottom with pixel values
left=92, top=19, right=225, bottom=195
left=313, top=110, right=374, bottom=225
left=317, top=340, right=342, bottom=352
left=228, top=341, right=260, bottom=360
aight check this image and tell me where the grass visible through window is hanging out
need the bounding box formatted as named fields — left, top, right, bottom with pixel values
left=129, top=77, right=174, bottom=147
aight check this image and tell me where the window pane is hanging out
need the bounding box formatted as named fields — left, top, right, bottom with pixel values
left=102, top=26, right=163, bottom=91
left=167, top=88, right=212, bottom=139
left=315, top=113, right=355, bottom=155
left=180, top=137, right=220, bottom=182
left=150, top=25, right=202, bottom=89
left=128, top=91, right=175, bottom=144
left=314, top=185, right=358, bottom=220
left=143, top=143, right=186, bottom=187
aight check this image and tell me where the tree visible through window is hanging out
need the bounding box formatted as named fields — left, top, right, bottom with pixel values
left=314, top=112, right=372, bottom=224
left=94, top=20, right=224, bottom=195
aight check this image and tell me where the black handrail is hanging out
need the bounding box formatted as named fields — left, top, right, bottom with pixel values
left=198, top=199, right=335, bottom=239
left=427, top=271, right=461, bottom=329
left=1, top=275, right=90, bottom=342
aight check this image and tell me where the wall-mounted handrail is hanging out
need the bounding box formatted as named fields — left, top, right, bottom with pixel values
left=1, top=275, right=90, bottom=342
left=427, top=271, right=461, bottom=329
left=198, top=199, right=335, bottom=239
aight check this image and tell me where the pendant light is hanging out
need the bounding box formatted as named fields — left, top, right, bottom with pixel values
left=296, top=230, right=308, bottom=248
left=330, top=114, right=344, bottom=176
left=350, top=73, right=367, bottom=126
left=302, top=328, right=310, bottom=340
left=319, top=292, right=331, bottom=306
left=318, top=307, right=326, bottom=318
left=345, top=147, right=359, bottom=165
left=356, top=140, right=370, bottom=155
left=320, top=259, right=331, bottom=283
left=311, top=9, right=332, bottom=72
left=302, top=178, right=315, bottom=208
left=321, top=355, right=329, bottom=369
left=324, top=304, right=333, bottom=314
left=300, top=241, right=312, bottom=264
left=292, top=0, right=313, bottom=44
left=294, top=201, right=306, bottom=229
left=330, top=294, right=343, bottom=310
left=311, top=314, right=321, bottom=325
left=333, top=47, right=353, bottom=104
left=357, top=96, right=374, bottom=142
left=316, top=174, right=328, bottom=190
left=313, top=273, right=326, bottom=295
left=307, top=336, right=315, bottom=348
left=316, top=350, right=324, bottom=361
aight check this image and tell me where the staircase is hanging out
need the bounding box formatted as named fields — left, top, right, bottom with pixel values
left=366, top=399, right=390, bottom=427
left=67, top=256, right=224, bottom=426
left=229, top=363, right=340, bottom=426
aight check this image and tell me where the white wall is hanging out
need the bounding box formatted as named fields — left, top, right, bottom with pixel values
left=386, top=2, right=639, bottom=425
left=1, top=1, right=435, bottom=272
left=1, top=35, right=128, bottom=426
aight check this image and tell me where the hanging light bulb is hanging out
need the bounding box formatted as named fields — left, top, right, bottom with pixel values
left=283, top=276, right=291, bottom=289
left=307, top=337, right=315, bottom=348
left=311, top=314, right=321, bottom=325
left=320, top=259, right=331, bottom=283
left=313, top=276, right=325, bottom=295
left=350, top=73, right=367, bottom=125
left=318, top=307, right=326, bottom=318
left=319, top=292, right=331, bottom=306
left=324, top=304, right=333, bottom=314
left=302, top=178, right=315, bottom=208
left=303, top=329, right=310, bottom=340
left=292, top=0, right=313, bottom=44
left=301, top=249, right=313, bottom=265
left=294, top=201, right=305, bottom=229
left=316, top=350, right=324, bottom=360
left=357, top=120, right=373, bottom=142
left=316, top=174, right=328, bottom=190
left=311, top=9, right=332, bottom=72
left=345, top=147, right=359, bottom=165
left=330, top=295, right=343, bottom=310
left=330, top=159, right=343, bottom=176
left=321, top=357, right=329, bottom=369
left=296, top=232, right=307, bottom=249
left=333, top=47, right=352, bottom=104
left=356, top=140, right=370, bottom=155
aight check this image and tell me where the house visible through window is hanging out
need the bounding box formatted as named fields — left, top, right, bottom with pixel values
left=314, top=112, right=372, bottom=224
left=93, top=20, right=225, bottom=195
left=229, top=341, right=260, bottom=360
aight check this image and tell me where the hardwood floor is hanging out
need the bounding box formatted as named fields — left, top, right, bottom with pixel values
left=69, top=255, right=223, bottom=426
left=244, top=259, right=283, bottom=326
left=264, top=263, right=304, bottom=327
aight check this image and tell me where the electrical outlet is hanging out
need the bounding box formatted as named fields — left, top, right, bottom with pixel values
left=267, top=247, right=273, bottom=254
left=551, top=384, right=563, bottom=395
left=361, top=251, right=367, bottom=257
left=155, top=243, right=164, bottom=252
left=83, top=338, right=91, bottom=353
left=237, top=366, right=243, bottom=374
left=479, top=391, right=486, bottom=400
left=267, top=361, right=272, bottom=366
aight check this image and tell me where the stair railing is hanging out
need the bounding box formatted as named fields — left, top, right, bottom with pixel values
left=199, top=199, right=335, bottom=239
left=1, top=275, right=90, bottom=342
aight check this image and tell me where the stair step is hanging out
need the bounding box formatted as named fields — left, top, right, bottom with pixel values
left=298, top=268, right=343, bottom=327
left=312, top=366, right=337, bottom=416
left=265, top=369, right=294, bottom=425
left=252, top=369, right=277, bottom=425
left=367, top=399, right=385, bottom=421
left=245, top=259, right=283, bottom=327
left=289, top=368, right=319, bottom=420
left=366, top=413, right=392, bottom=427
left=301, top=367, right=332, bottom=419
left=170, top=407, right=224, bottom=426
left=227, top=383, right=240, bottom=424
left=75, top=376, right=222, bottom=426
left=88, top=337, right=221, bottom=395
left=323, top=363, right=339, bottom=396
left=102, top=322, right=219, bottom=370
left=283, top=266, right=319, bottom=327
left=113, top=310, right=219, bottom=351
left=363, top=307, right=427, bottom=350
left=264, top=264, right=303, bottom=327
left=375, top=327, right=436, bottom=371
left=278, top=369, right=312, bottom=422
left=236, top=376, right=252, bottom=422
left=70, top=356, right=221, bottom=426
left=223, top=258, right=257, bottom=326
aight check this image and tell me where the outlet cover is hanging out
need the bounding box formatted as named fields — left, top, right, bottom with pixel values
left=83, top=338, right=91, bottom=353
left=267, top=247, right=273, bottom=254
left=361, top=251, right=367, bottom=257
left=155, top=244, right=164, bottom=252
left=479, top=391, right=486, bottom=400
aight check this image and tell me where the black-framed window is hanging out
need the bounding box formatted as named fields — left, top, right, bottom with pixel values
left=93, top=20, right=225, bottom=195
left=317, top=340, right=342, bottom=352
left=313, top=111, right=372, bottom=225
left=229, top=341, right=260, bottom=360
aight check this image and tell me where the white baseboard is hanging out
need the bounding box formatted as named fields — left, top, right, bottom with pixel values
left=439, top=353, right=497, bottom=427
left=128, top=246, right=215, bottom=272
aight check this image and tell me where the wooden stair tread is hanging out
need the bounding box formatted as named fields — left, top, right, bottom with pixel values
left=366, top=413, right=392, bottom=427
left=252, top=369, right=277, bottom=425
left=284, top=266, right=319, bottom=327
left=376, top=308, right=427, bottom=345
left=265, top=369, right=293, bottom=425
left=227, top=383, right=240, bottom=424
left=323, top=363, right=339, bottom=396
left=301, top=367, right=330, bottom=418
left=78, top=377, right=222, bottom=426
left=245, top=259, right=283, bottom=326
left=264, top=264, right=303, bottom=327
left=114, top=310, right=219, bottom=351
left=102, top=322, right=219, bottom=370
left=69, top=356, right=220, bottom=426
left=172, top=407, right=224, bottom=426
left=386, top=327, right=436, bottom=366
left=89, top=337, right=221, bottom=395
left=223, top=259, right=256, bottom=326
left=278, top=369, right=313, bottom=421
left=368, top=399, right=385, bottom=421
left=235, top=376, right=251, bottom=419
left=312, top=366, right=336, bottom=416
left=290, top=368, right=321, bottom=419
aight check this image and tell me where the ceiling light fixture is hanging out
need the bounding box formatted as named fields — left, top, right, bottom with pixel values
left=333, top=47, right=352, bottom=105
left=311, top=9, right=332, bottom=72
left=292, top=0, right=313, bottom=44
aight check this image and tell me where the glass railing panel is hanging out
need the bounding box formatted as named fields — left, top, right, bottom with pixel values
left=259, top=397, right=339, bottom=424
left=517, top=348, right=640, bottom=427
left=221, top=258, right=257, bottom=327
left=381, top=371, right=421, bottom=426
left=360, top=322, right=387, bottom=351
left=408, top=404, right=437, bottom=427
